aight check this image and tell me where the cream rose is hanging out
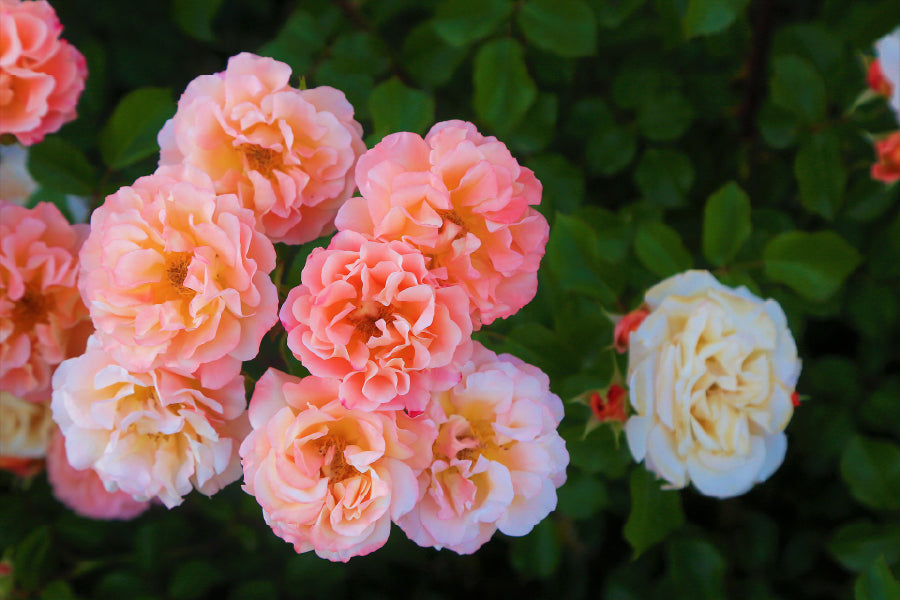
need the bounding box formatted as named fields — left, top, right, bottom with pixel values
left=624, top=270, right=801, bottom=498
left=0, top=391, right=52, bottom=459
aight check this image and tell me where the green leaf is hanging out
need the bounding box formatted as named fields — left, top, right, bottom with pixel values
left=585, top=122, right=637, bottom=176
left=473, top=39, right=537, bottom=135
left=508, top=93, right=558, bottom=153
left=624, top=468, right=685, bottom=557
left=545, top=213, right=621, bottom=305
left=258, top=9, right=326, bottom=74
left=169, top=560, right=225, bottom=600
left=509, top=518, right=561, bottom=579
left=527, top=153, right=585, bottom=216
left=518, top=0, right=598, bottom=57
left=702, top=181, right=752, bottom=266
left=763, top=231, right=861, bottom=302
left=840, top=436, right=900, bottom=511
left=830, top=521, right=900, bottom=572
left=13, top=526, right=54, bottom=591
left=368, top=78, right=435, bottom=140
left=557, top=470, right=609, bottom=519
left=682, top=0, right=749, bottom=38
left=633, top=149, right=694, bottom=208
left=172, top=0, right=224, bottom=42
left=593, top=0, right=646, bottom=28
left=770, top=55, right=826, bottom=123
left=433, top=0, right=513, bottom=47
left=563, top=423, right=632, bottom=478
left=40, top=580, right=78, bottom=600
left=27, top=137, right=97, bottom=196
left=758, top=101, right=800, bottom=149
left=855, top=556, right=900, bottom=600
left=634, top=222, right=693, bottom=278
left=402, top=23, right=467, bottom=89
left=98, top=87, right=175, bottom=170
left=794, top=131, right=845, bottom=220
left=666, top=538, right=727, bottom=600
left=637, top=91, right=694, bottom=141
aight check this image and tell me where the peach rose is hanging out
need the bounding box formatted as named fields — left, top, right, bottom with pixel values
left=625, top=270, right=801, bottom=498
left=397, top=342, right=568, bottom=554
left=240, top=368, right=436, bottom=562
left=46, top=428, right=150, bottom=520
left=78, top=165, right=278, bottom=388
left=1, top=201, right=91, bottom=400
left=280, top=231, right=472, bottom=413
left=334, top=120, right=548, bottom=328
left=158, top=52, right=365, bottom=245
left=0, top=143, right=37, bottom=205
left=875, top=28, right=900, bottom=123
left=50, top=335, right=249, bottom=508
left=0, top=0, right=87, bottom=145
left=0, top=390, right=52, bottom=459
left=871, top=131, right=900, bottom=184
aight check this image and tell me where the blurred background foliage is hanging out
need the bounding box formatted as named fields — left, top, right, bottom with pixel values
left=4, top=0, right=900, bottom=598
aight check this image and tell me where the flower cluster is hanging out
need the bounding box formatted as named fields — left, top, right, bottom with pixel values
left=245, top=117, right=567, bottom=561
left=0, top=0, right=87, bottom=145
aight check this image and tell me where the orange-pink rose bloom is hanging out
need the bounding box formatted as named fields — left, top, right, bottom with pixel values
left=280, top=230, right=472, bottom=413
left=1, top=201, right=91, bottom=400
left=0, top=0, right=87, bottom=145
left=51, top=335, right=249, bottom=508
left=397, top=342, right=568, bottom=554
left=872, top=131, right=900, bottom=184
left=240, top=368, right=436, bottom=562
left=335, top=120, right=548, bottom=328
left=46, top=428, right=150, bottom=520
left=78, top=165, right=278, bottom=388
left=158, top=52, right=365, bottom=245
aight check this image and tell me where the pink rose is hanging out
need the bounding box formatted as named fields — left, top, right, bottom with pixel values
left=280, top=231, right=472, bottom=413
left=158, top=52, right=365, bottom=245
left=335, top=120, right=549, bottom=328
left=51, top=335, right=249, bottom=508
left=0, top=0, right=87, bottom=145
left=1, top=201, right=91, bottom=400
left=78, top=165, right=278, bottom=387
left=397, top=342, right=568, bottom=554
left=46, top=428, right=149, bottom=520
left=240, top=368, right=436, bottom=562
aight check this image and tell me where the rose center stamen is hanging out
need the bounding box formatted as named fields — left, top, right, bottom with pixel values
left=437, top=209, right=468, bottom=239
left=165, top=252, right=194, bottom=295
left=241, top=144, right=281, bottom=178
left=348, top=301, right=393, bottom=338
left=12, top=287, right=49, bottom=329
left=317, top=436, right=355, bottom=482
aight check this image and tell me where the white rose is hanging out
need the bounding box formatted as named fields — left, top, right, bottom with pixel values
left=624, top=270, right=801, bottom=498
left=0, top=391, right=53, bottom=459
left=875, top=27, right=900, bottom=124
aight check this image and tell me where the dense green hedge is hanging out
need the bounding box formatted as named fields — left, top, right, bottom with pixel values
left=3, top=0, right=900, bottom=598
